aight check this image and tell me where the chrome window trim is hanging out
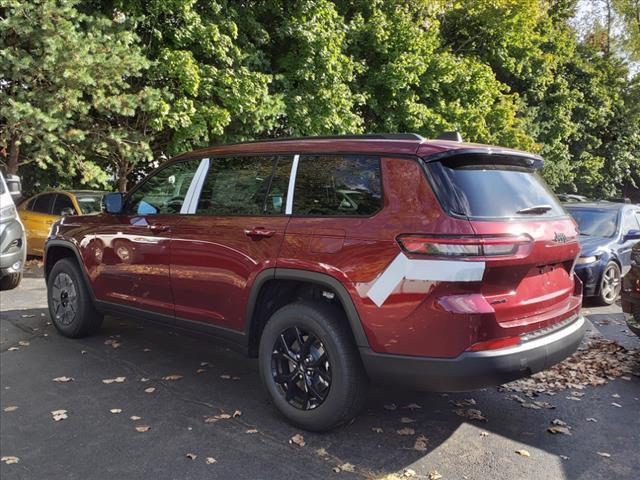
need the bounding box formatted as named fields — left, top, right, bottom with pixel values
left=285, top=154, right=300, bottom=215
left=181, top=158, right=210, bottom=214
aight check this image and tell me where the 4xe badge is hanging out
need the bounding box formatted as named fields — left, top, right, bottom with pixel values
left=554, top=232, right=567, bottom=243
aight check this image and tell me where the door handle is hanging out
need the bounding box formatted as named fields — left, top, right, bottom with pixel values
left=244, top=228, right=275, bottom=238
left=148, top=224, right=171, bottom=233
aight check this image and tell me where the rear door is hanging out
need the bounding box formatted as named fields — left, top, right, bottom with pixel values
left=169, top=155, right=294, bottom=331
left=425, top=154, right=580, bottom=328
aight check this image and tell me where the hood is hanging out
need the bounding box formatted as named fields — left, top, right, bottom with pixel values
left=578, top=235, right=615, bottom=256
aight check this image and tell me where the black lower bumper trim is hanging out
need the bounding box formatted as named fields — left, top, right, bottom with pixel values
left=360, top=316, right=586, bottom=392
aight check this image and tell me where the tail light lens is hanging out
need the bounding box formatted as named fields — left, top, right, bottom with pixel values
left=397, top=234, right=533, bottom=259
left=466, top=336, right=521, bottom=352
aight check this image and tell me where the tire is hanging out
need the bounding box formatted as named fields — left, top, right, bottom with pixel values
left=258, top=300, right=369, bottom=432
left=0, top=272, right=22, bottom=291
left=47, top=258, right=103, bottom=338
left=597, top=261, right=621, bottom=306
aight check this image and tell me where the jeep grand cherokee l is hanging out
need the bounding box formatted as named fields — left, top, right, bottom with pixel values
left=44, top=134, right=585, bottom=431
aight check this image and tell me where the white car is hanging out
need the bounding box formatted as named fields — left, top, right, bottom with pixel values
left=0, top=172, right=26, bottom=290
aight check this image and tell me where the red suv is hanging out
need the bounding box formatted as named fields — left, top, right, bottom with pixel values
left=44, top=134, right=585, bottom=431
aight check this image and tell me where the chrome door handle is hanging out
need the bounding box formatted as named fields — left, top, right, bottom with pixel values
left=244, top=228, right=275, bottom=238
left=148, top=224, right=171, bottom=233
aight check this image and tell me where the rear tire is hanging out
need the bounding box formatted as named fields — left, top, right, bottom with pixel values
left=597, top=261, right=621, bottom=306
left=47, top=258, right=103, bottom=338
left=0, top=272, right=22, bottom=291
left=258, top=300, right=369, bottom=432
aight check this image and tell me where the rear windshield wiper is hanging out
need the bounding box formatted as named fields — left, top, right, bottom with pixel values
left=515, top=204, right=552, bottom=214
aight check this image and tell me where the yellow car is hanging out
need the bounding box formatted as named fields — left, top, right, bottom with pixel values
left=18, top=191, right=105, bottom=256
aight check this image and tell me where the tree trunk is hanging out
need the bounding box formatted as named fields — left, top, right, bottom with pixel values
left=7, top=135, right=20, bottom=175
left=117, top=173, right=128, bottom=192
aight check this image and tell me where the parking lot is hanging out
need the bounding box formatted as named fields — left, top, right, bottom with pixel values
left=1, top=264, right=639, bottom=480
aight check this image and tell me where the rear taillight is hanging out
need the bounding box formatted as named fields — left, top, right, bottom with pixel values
left=466, top=336, right=521, bottom=352
left=396, top=234, right=533, bottom=259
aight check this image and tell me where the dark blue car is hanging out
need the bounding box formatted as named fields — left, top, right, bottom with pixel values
left=566, top=202, right=640, bottom=305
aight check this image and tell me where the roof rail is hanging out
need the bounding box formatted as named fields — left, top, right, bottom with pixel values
left=228, top=133, right=424, bottom=145
left=436, top=131, right=463, bottom=142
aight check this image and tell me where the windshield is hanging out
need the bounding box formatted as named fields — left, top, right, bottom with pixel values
left=74, top=193, right=104, bottom=214
left=426, top=156, right=565, bottom=218
left=566, top=208, right=619, bottom=237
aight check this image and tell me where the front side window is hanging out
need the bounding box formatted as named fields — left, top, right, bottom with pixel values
left=74, top=193, right=104, bottom=214
left=52, top=194, right=75, bottom=216
left=622, top=209, right=640, bottom=234
left=196, top=155, right=293, bottom=216
left=125, top=160, right=200, bottom=215
left=293, top=155, right=382, bottom=216
left=33, top=194, right=56, bottom=215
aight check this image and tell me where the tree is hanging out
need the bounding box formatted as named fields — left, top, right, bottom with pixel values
left=0, top=0, right=158, bottom=191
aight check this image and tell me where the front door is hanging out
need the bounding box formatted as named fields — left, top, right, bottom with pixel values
left=20, top=193, right=58, bottom=256
left=170, top=154, right=294, bottom=331
left=91, top=159, right=203, bottom=316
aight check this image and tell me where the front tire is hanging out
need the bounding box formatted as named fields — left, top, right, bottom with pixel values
left=258, top=300, right=368, bottom=432
left=598, top=261, right=621, bottom=306
left=47, top=258, right=103, bottom=337
left=0, top=272, right=22, bottom=291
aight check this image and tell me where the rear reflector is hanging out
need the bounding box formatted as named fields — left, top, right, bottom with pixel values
left=397, top=234, right=533, bottom=259
left=466, top=336, right=521, bottom=352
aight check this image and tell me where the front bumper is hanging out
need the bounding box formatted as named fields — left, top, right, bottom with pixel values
left=360, top=315, right=586, bottom=392
left=0, top=218, right=26, bottom=274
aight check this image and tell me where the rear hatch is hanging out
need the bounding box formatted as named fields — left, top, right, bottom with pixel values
left=424, top=152, right=580, bottom=329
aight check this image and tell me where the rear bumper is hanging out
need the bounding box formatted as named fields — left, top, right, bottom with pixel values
left=360, top=315, right=586, bottom=392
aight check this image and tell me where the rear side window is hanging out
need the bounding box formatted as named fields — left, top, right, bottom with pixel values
left=426, top=155, right=565, bottom=219
left=33, top=194, right=56, bottom=214
left=52, top=194, right=75, bottom=216
left=197, top=155, right=293, bottom=216
left=293, top=155, right=382, bottom=216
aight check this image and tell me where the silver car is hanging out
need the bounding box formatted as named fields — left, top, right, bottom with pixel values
left=0, top=172, right=26, bottom=290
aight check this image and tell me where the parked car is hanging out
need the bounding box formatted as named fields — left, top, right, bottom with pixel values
left=18, top=190, right=105, bottom=256
left=44, top=134, right=586, bottom=431
left=621, top=243, right=640, bottom=336
left=565, top=202, right=640, bottom=305
left=0, top=172, right=26, bottom=290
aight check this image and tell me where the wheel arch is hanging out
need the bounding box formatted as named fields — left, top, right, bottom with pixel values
left=44, top=241, right=95, bottom=299
left=245, top=268, right=370, bottom=357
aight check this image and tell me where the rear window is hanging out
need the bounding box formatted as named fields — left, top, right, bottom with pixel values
left=425, top=155, right=565, bottom=219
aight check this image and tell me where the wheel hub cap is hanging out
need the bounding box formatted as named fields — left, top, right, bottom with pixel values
left=51, top=272, right=78, bottom=326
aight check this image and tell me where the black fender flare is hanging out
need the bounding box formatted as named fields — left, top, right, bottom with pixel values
left=44, top=240, right=96, bottom=300
left=244, top=268, right=370, bottom=348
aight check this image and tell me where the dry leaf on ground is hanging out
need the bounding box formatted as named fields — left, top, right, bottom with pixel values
left=413, top=435, right=428, bottom=452
left=515, top=449, right=531, bottom=457
left=1, top=456, right=19, bottom=464
left=338, top=463, right=355, bottom=472
left=18, top=340, right=30, bottom=347
left=52, top=376, right=74, bottom=383
left=110, top=408, right=122, bottom=414
left=135, top=425, right=150, bottom=433
left=403, top=403, right=422, bottom=410
left=548, top=426, right=572, bottom=435
left=480, top=431, right=489, bottom=437
left=144, top=387, right=156, bottom=393
left=8, top=346, right=19, bottom=351
left=429, top=471, right=443, bottom=480
left=383, top=403, right=397, bottom=411
left=130, top=416, right=141, bottom=421
left=290, top=434, right=306, bottom=447
left=400, top=417, right=414, bottom=423
left=246, top=428, right=258, bottom=434
left=372, top=427, right=383, bottom=433
left=597, top=452, right=611, bottom=458
left=396, top=427, right=415, bottom=436
left=206, top=457, right=217, bottom=464
left=51, top=409, right=68, bottom=421
left=403, top=468, right=417, bottom=478
left=196, top=368, right=206, bottom=374
left=233, top=410, right=242, bottom=418
left=316, top=448, right=328, bottom=457
left=3, top=406, right=18, bottom=412
left=185, top=453, right=197, bottom=460
left=162, top=374, right=183, bottom=381
left=453, top=408, right=487, bottom=422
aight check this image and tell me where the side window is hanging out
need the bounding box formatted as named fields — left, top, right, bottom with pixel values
left=33, top=194, right=56, bottom=214
left=293, top=155, right=382, bottom=216
left=622, top=209, right=640, bottom=234
left=196, top=155, right=293, bottom=216
left=125, top=159, right=200, bottom=215
left=52, top=194, right=75, bottom=216
left=25, top=197, right=37, bottom=211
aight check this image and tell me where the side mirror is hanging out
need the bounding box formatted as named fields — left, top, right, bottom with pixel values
left=61, top=207, right=76, bottom=217
left=624, top=229, right=640, bottom=242
left=102, top=192, right=124, bottom=214
left=5, top=174, right=22, bottom=201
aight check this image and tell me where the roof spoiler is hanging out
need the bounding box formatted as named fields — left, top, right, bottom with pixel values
left=436, top=131, right=463, bottom=142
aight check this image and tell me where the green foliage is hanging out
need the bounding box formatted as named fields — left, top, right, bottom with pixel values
left=1, top=0, right=638, bottom=196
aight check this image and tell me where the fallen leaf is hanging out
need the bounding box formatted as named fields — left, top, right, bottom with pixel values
left=18, top=340, right=30, bottom=347
left=232, top=410, right=242, bottom=418
left=196, top=368, right=206, bottom=374
left=220, top=374, right=231, bottom=380
left=596, top=452, right=611, bottom=458
left=372, top=427, right=383, bottom=433
left=110, top=408, right=122, bottom=414
left=383, top=403, right=397, bottom=411
left=1, top=456, right=19, bottom=464
left=204, top=413, right=231, bottom=423
left=400, top=417, right=414, bottom=423
left=403, top=468, right=416, bottom=478
left=114, top=377, right=126, bottom=383
left=551, top=418, right=568, bottom=426
left=290, top=433, right=306, bottom=447
left=611, top=393, right=620, bottom=398
left=51, top=409, right=68, bottom=421
left=450, top=398, right=476, bottom=407
left=396, top=427, right=415, bottom=436
left=200, top=362, right=210, bottom=367
left=140, top=378, right=149, bottom=382
left=135, top=425, right=150, bottom=433
left=586, top=417, right=598, bottom=422
left=162, top=374, right=183, bottom=381
left=3, top=406, right=18, bottom=412
left=316, top=448, right=328, bottom=457
left=413, top=435, right=428, bottom=452
left=453, top=408, right=487, bottom=422
left=21, top=314, right=35, bottom=318
left=548, top=426, right=572, bottom=435
left=52, top=376, right=74, bottom=383
left=143, top=348, right=152, bottom=352
left=245, top=428, right=258, bottom=434
left=515, top=449, right=531, bottom=457
left=611, top=402, right=622, bottom=408
left=185, top=453, right=197, bottom=460
left=206, top=457, right=217, bottom=464
left=480, top=431, right=489, bottom=437
left=102, top=378, right=115, bottom=384
left=339, top=463, right=355, bottom=472
left=144, top=387, right=156, bottom=394
left=81, top=350, right=87, bottom=355
left=8, top=347, right=19, bottom=351
left=130, top=416, right=141, bottom=421
left=403, top=403, right=422, bottom=410
left=560, top=455, right=569, bottom=460
left=429, top=471, right=443, bottom=480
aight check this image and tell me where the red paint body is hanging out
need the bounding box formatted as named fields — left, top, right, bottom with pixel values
left=48, top=137, right=582, bottom=359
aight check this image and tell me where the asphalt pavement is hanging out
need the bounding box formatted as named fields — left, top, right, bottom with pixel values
left=1, top=265, right=639, bottom=480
